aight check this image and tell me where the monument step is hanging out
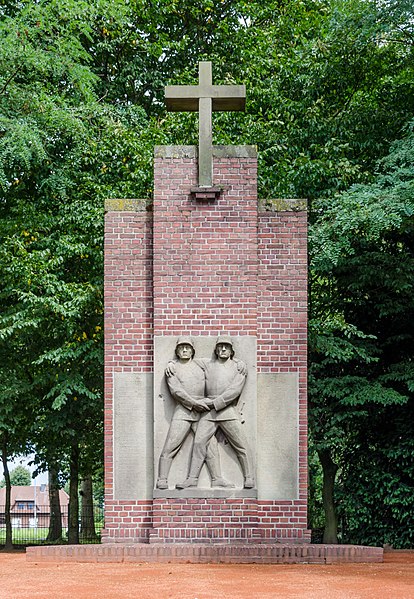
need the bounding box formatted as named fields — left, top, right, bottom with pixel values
left=26, top=543, right=383, bottom=564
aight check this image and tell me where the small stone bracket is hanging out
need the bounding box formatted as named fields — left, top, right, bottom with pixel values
left=190, top=186, right=222, bottom=201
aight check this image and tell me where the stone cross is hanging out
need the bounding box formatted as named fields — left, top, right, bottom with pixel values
left=165, top=61, right=246, bottom=188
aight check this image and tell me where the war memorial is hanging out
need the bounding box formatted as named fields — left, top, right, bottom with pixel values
left=28, top=62, right=382, bottom=564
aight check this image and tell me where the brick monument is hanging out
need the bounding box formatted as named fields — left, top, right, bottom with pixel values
left=102, top=62, right=309, bottom=547
left=27, top=62, right=383, bottom=564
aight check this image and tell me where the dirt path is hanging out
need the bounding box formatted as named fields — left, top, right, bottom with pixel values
left=0, top=550, right=413, bottom=598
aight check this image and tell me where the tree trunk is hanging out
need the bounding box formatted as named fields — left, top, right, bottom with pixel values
left=67, top=442, right=79, bottom=544
left=318, top=448, right=339, bottom=544
left=80, top=475, right=98, bottom=542
left=1, top=438, right=13, bottom=550
left=46, top=466, right=63, bottom=543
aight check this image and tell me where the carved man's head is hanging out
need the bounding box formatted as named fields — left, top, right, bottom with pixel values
left=175, top=336, right=195, bottom=360
left=215, top=335, right=235, bottom=359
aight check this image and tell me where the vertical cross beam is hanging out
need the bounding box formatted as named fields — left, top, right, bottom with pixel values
left=165, top=61, right=246, bottom=188
left=198, top=62, right=213, bottom=188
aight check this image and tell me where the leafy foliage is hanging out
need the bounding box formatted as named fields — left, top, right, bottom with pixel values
left=309, top=119, right=414, bottom=546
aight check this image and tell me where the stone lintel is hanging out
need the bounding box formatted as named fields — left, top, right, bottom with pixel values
left=154, top=145, right=257, bottom=159
left=259, top=198, right=308, bottom=212
left=153, top=488, right=257, bottom=500
left=105, top=198, right=150, bottom=212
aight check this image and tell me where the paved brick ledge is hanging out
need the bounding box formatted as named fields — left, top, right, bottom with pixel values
left=26, top=543, right=383, bottom=564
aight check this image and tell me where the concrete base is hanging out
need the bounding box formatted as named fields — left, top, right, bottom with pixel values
left=26, top=543, right=383, bottom=564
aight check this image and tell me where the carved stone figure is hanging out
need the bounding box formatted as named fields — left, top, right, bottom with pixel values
left=156, top=337, right=233, bottom=490
left=175, top=336, right=255, bottom=490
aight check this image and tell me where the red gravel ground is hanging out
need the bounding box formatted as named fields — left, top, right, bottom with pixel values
left=1, top=550, right=413, bottom=599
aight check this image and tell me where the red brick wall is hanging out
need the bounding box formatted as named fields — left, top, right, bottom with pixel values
left=257, top=209, right=308, bottom=374
left=151, top=498, right=261, bottom=543
left=257, top=206, right=309, bottom=541
left=150, top=498, right=309, bottom=544
left=152, top=147, right=258, bottom=336
left=103, top=150, right=309, bottom=544
left=103, top=204, right=153, bottom=542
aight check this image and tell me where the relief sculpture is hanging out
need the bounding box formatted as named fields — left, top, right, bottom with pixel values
left=156, top=335, right=255, bottom=490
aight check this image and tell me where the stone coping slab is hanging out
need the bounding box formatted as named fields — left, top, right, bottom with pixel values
left=104, top=197, right=307, bottom=213
left=154, top=145, right=257, bottom=159
left=104, top=198, right=150, bottom=212
left=259, top=198, right=308, bottom=212
left=27, top=544, right=383, bottom=565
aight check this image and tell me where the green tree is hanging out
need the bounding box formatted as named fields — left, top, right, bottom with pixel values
left=0, top=346, right=34, bottom=548
left=0, top=0, right=104, bottom=543
left=0, top=465, right=32, bottom=487
left=310, top=120, right=414, bottom=545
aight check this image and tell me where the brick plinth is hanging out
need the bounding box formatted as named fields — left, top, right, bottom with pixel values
left=26, top=544, right=384, bottom=564
left=148, top=498, right=310, bottom=544
left=150, top=497, right=261, bottom=543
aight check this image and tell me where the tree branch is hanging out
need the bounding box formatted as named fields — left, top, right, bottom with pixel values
left=0, top=67, right=20, bottom=96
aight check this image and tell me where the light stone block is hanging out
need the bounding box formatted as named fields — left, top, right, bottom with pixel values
left=154, top=336, right=257, bottom=493
left=257, top=372, right=299, bottom=500
left=154, top=145, right=257, bottom=159
left=114, top=372, right=153, bottom=500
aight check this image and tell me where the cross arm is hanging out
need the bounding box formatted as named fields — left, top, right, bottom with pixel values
left=165, top=85, right=246, bottom=112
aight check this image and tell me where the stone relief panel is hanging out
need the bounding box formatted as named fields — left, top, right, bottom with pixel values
left=256, top=372, right=299, bottom=500
left=153, top=336, right=257, bottom=494
left=114, top=372, right=153, bottom=501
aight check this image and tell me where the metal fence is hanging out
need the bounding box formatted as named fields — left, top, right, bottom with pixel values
left=0, top=504, right=103, bottom=545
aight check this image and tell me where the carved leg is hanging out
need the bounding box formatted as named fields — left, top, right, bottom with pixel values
left=238, top=456, right=255, bottom=489
left=175, top=458, right=204, bottom=488
left=176, top=418, right=216, bottom=489
left=156, top=419, right=192, bottom=489
left=156, top=457, right=173, bottom=489
left=219, top=420, right=255, bottom=489
left=206, top=461, right=235, bottom=488
left=205, top=436, right=234, bottom=488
